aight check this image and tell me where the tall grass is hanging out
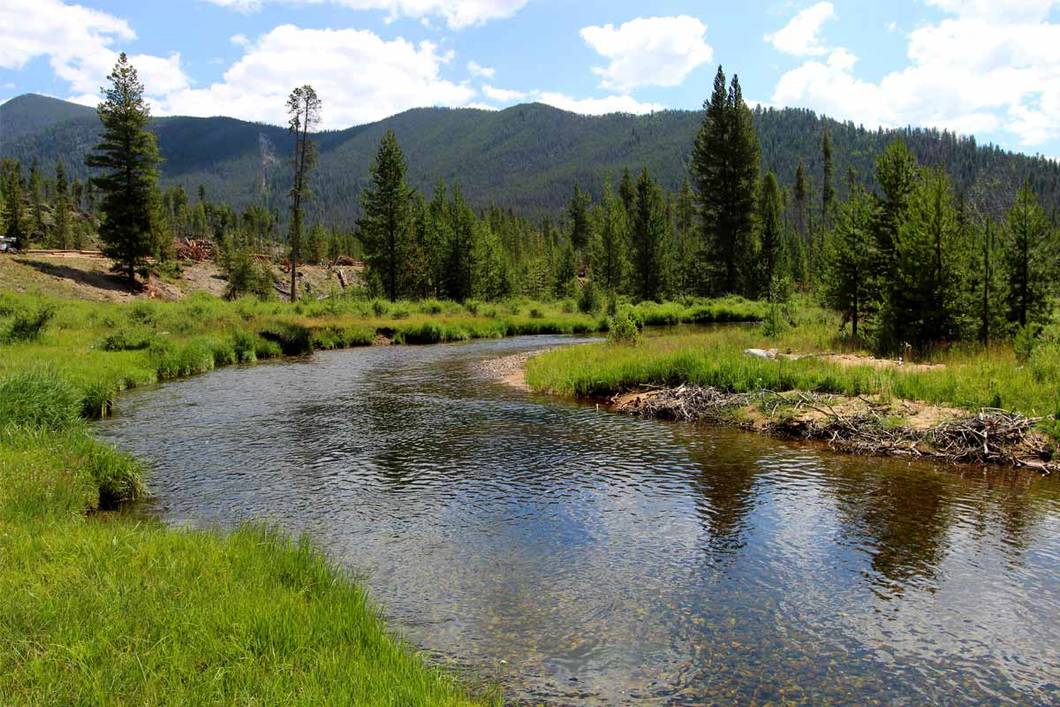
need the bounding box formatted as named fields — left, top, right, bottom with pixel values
left=527, top=325, right=1060, bottom=423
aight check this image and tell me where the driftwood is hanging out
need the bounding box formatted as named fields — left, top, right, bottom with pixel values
left=613, top=385, right=1057, bottom=474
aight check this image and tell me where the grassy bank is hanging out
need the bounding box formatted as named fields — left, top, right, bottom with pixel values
left=0, top=290, right=765, bottom=702
left=527, top=311, right=1060, bottom=442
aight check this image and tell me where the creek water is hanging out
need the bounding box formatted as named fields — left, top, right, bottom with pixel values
left=97, top=335, right=1060, bottom=704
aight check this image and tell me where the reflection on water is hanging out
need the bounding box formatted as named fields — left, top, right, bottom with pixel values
left=97, top=336, right=1060, bottom=704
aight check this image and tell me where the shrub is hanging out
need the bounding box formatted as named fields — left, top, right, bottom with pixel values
left=99, top=327, right=156, bottom=351
left=3, top=303, right=55, bottom=343
left=529, top=307, right=544, bottom=319
left=0, top=370, right=81, bottom=430
left=607, top=311, right=642, bottom=345
left=231, top=329, right=259, bottom=363
left=1014, top=323, right=1043, bottom=364
left=577, top=280, right=600, bottom=314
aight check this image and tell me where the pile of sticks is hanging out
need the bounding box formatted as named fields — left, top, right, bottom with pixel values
left=174, top=238, right=216, bottom=261
left=613, top=385, right=1057, bottom=474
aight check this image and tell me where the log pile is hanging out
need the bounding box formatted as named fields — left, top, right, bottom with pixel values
left=612, top=385, right=1058, bottom=474
left=175, top=238, right=216, bottom=261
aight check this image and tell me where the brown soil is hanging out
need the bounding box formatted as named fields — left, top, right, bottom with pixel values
left=0, top=252, right=362, bottom=302
left=478, top=351, right=552, bottom=392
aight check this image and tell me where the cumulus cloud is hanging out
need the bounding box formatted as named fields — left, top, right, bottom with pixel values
left=579, top=16, right=713, bottom=91
left=765, top=2, right=835, bottom=56
left=159, top=25, right=476, bottom=128
left=202, top=0, right=530, bottom=29
left=0, top=0, right=192, bottom=113
left=533, top=92, right=662, bottom=115
left=771, top=1, right=1060, bottom=146
left=481, top=84, right=524, bottom=102
left=467, top=60, right=495, bottom=78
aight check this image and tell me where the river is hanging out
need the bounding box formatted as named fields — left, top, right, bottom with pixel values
left=97, top=335, right=1060, bottom=704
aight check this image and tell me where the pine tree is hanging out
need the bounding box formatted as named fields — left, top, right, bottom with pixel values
left=1003, top=182, right=1054, bottom=329
left=691, top=67, right=760, bottom=296
left=590, top=180, right=628, bottom=293
left=568, top=183, right=592, bottom=253
left=630, top=168, right=669, bottom=302
left=871, top=140, right=920, bottom=352
left=85, top=53, right=161, bottom=284
left=619, top=168, right=636, bottom=226
left=443, top=186, right=476, bottom=301
left=893, top=168, right=967, bottom=349
left=2, top=161, right=26, bottom=248
left=971, top=216, right=1005, bottom=344
left=285, top=84, right=321, bottom=302
left=54, top=160, right=71, bottom=249
left=821, top=185, right=875, bottom=340
left=359, top=130, right=413, bottom=301
left=29, top=158, right=46, bottom=245
left=757, top=172, right=784, bottom=297
left=821, top=127, right=835, bottom=226
left=793, top=160, right=808, bottom=244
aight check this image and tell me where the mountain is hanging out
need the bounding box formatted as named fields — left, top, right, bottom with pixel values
left=3, top=93, right=1059, bottom=227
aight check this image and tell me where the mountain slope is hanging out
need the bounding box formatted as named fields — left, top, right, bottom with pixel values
left=0, top=94, right=96, bottom=144
left=3, top=93, right=1059, bottom=226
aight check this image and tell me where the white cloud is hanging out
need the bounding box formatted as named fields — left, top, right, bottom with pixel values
left=765, top=2, right=835, bottom=56
left=158, top=25, right=476, bottom=128
left=579, top=15, right=713, bottom=91
left=533, top=92, right=662, bottom=115
left=771, top=2, right=1060, bottom=146
left=481, top=84, right=524, bottom=102
left=230, top=33, right=250, bottom=46
left=0, top=0, right=192, bottom=110
left=202, top=0, right=530, bottom=29
left=467, top=60, right=495, bottom=78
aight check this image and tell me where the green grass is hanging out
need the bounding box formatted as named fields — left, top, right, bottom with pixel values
left=527, top=311, right=1060, bottom=427
left=0, top=289, right=766, bottom=703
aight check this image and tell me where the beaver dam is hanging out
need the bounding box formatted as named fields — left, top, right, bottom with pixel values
left=613, top=385, right=1059, bottom=474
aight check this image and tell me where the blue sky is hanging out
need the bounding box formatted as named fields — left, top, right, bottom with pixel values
left=2, top=0, right=1059, bottom=157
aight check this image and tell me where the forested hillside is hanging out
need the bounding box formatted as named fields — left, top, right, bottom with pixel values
left=3, top=93, right=1059, bottom=226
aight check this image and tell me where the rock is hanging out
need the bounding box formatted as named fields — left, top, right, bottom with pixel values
left=744, top=348, right=778, bottom=360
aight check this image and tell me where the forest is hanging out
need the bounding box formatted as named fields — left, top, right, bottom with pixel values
left=1, top=58, right=1059, bottom=358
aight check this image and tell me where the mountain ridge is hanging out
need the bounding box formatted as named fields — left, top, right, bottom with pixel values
left=3, top=93, right=1059, bottom=226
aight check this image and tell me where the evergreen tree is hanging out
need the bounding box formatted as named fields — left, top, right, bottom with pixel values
left=29, top=158, right=46, bottom=245
left=552, top=241, right=577, bottom=298
left=53, top=160, right=71, bottom=249
left=892, top=168, right=967, bottom=349
left=85, top=53, right=161, bottom=284
left=630, top=168, right=669, bottom=302
left=691, top=66, right=760, bottom=296
left=568, top=183, right=592, bottom=252
left=1003, top=182, right=1055, bottom=329
left=590, top=180, right=628, bottom=293
left=618, top=168, right=636, bottom=226
left=474, top=222, right=512, bottom=300
left=821, top=185, right=875, bottom=340
left=425, top=180, right=453, bottom=298
left=443, top=186, right=476, bottom=301
left=821, top=127, right=835, bottom=226
left=2, top=161, right=26, bottom=248
left=970, top=216, right=1005, bottom=344
left=359, top=130, right=414, bottom=301
left=285, top=84, right=321, bottom=302
left=871, top=140, right=920, bottom=352
left=793, top=160, right=808, bottom=244
left=757, top=172, right=784, bottom=296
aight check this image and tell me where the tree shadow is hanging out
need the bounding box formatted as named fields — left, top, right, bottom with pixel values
left=16, top=258, right=137, bottom=294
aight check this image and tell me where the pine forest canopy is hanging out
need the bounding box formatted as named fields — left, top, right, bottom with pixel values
left=3, top=92, right=1060, bottom=226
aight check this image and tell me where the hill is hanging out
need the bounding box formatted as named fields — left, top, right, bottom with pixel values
left=3, top=93, right=1059, bottom=226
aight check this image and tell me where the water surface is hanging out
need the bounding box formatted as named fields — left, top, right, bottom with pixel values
left=98, top=336, right=1060, bottom=704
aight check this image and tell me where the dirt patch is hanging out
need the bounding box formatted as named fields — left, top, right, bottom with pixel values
left=746, top=348, right=945, bottom=372
left=478, top=350, right=551, bottom=392
left=612, top=385, right=1056, bottom=474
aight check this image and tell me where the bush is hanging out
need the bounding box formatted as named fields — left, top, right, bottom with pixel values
left=607, top=311, right=642, bottom=345
left=99, top=327, right=156, bottom=351
left=577, top=280, right=600, bottom=314
left=1014, top=323, right=1043, bottom=364
left=0, top=370, right=81, bottom=430
left=3, top=303, right=55, bottom=343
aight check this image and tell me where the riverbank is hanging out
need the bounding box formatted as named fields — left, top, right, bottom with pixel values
left=525, top=325, right=1060, bottom=474
left=0, top=290, right=764, bottom=702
